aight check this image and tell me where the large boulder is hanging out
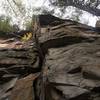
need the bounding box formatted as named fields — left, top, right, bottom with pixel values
left=1, top=14, right=100, bottom=100
left=37, top=14, right=100, bottom=100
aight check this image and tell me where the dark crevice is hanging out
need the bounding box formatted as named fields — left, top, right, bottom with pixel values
left=68, top=67, right=82, bottom=74
left=33, top=76, right=41, bottom=100
left=50, top=82, right=76, bottom=87
left=41, top=36, right=94, bottom=54
left=0, top=64, right=15, bottom=68
left=70, top=93, right=90, bottom=100
left=91, top=87, right=100, bottom=93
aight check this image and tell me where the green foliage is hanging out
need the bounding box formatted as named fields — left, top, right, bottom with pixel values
left=0, top=15, right=13, bottom=33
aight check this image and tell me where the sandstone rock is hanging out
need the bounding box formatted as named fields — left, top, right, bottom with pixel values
left=10, top=73, right=39, bottom=100
left=1, top=14, right=100, bottom=100
left=43, top=39, right=100, bottom=100
left=0, top=43, right=40, bottom=99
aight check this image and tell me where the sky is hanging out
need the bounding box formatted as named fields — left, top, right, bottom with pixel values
left=0, top=0, right=99, bottom=28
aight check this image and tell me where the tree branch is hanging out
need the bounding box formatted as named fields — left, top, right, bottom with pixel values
left=70, top=2, right=100, bottom=16
left=50, top=0, right=100, bottom=16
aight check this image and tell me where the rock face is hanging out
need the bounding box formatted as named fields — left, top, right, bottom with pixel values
left=44, top=41, right=100, bottom=100
left=0, top=44, right=39, bottom=100
left=37, top=14, right=100, bottom=100
left=10, top=73, right=39, bottom=100
left=0, top=14, right=100, bottom=100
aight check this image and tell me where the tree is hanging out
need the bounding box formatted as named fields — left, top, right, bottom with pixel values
left=1, top=0, right=99, bottom=29
left=49, top=0, right=100, bottom=16
left=0, top=15, right=13, bottom=33
left=2, top=0, right=31, bottom=29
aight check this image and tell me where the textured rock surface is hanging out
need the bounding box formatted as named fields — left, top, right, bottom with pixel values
left=10, top=73, right=39, bottom=100
left=0, top=14, right=100, bottom=100
left=0, top=43, right=39, bottom=100
left=44, top=41, right=100, bottom=100
left=37, top=15, right=100, bottom=100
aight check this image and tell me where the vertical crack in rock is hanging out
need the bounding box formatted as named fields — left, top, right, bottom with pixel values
left=0, top=14, right=100, bottom=100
